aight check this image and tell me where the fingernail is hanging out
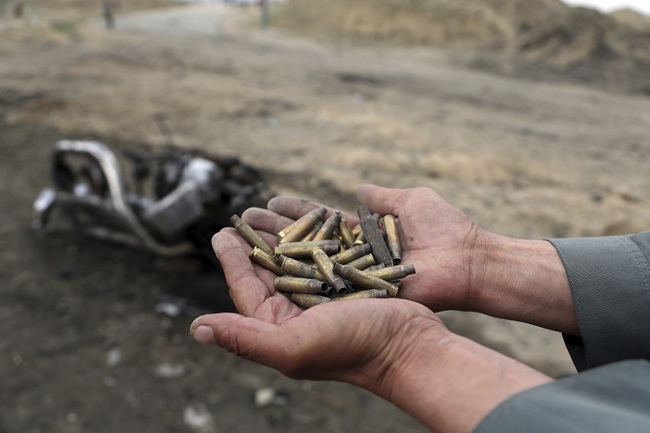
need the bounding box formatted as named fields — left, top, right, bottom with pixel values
left=192, top=325, right=216, bottom=345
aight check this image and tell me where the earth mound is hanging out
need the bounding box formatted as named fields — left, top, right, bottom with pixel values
left=273, top=0, right=650, bottom=94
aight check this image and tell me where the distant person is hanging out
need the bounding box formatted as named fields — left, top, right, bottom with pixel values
left=192, top=184, right=650, bottom=432
left=13, top=1, right=24, bottom=18
left=101, top=0, right=119, bottom=29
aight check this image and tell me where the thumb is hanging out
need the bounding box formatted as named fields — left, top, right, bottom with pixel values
left=191, top=313, right=285, bottom=366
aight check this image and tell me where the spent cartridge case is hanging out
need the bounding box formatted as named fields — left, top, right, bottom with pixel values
left=338, top=218, right=356, bottom=249
left=353, top=231, right=366, bottom=246
left=365, top=263, right=386, bottom=272
left=281, top=256, right=326, bottom=281
left=274, top=276, right=330, bottom=295
left=383, top=214, right=401, bottom=265
left=345, top=253, right=376, bottom=270
left=290, top=293, right=332, bottom=308
left=250, top=247, right=284, bottom=275
left=301, top=222, right=322, bottom=242
left=311, top=248, right=347, bottom=295
left=275, top=240, right=341, bottom=258
left=357, top=205, right=393, bottom=266
left=367, top=264, right=416, bottom=281
left=280, top=207, right=327, bottom=243
left=329, top=243, right=372, bottom=265
left=273, top=253, right=287, bottom=266
left=230, top=214, right=274, bottom=256
left=313, top=212, right=342, bottom=241
left=333, top=289, right=389, bottom=301
left=333, top=263, right=399, bottom=297
left=277, top=217, right=300, bottom=240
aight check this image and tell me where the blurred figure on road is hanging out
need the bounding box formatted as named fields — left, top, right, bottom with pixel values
left=101, top=0, right=119, bottom=29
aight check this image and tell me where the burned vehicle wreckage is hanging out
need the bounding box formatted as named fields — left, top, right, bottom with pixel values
left=33, top=140, right=273, bottom=269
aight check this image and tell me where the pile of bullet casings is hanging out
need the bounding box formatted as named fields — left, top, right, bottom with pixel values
left=230, top=204, right=415, bottom=308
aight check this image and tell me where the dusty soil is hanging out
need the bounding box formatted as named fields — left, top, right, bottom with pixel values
left=2, top=3, right=650, bottom=432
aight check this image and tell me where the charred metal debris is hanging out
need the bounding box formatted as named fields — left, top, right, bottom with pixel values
left=33, top=140, right=273, bottom=261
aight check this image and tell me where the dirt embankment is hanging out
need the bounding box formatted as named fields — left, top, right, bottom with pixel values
left=272, top=0, right=650, bottom=94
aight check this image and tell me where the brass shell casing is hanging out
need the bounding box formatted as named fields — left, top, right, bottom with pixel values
left=334, top=289, right=389, bottom=301
left=274, top=276, right=330, bottom=295
left=275, top=240, right=341, bottom=258
left=367, top=264, right=416, bottom=281
left=280, top=256, right=326, bottom=281
left=313, top=212, right=342, bottom=241
left=279, top=207, right=327, bottom=243
left=329, top=243, right=372, bottom=265
left=277, top=218, right=300, bottom=240
left=311, top=248, right=347, bottom=295
left=300, top=222, right=322, bottom=242
left=353, top=231, right=366, bottom=246
left=345, top=253, right=376, bottom=270
left=357, top=205, right=393, bottom=266
left=250, top=247, right=284, bottom=275
left=333, top=263, right=399, bottom=297
left=338, top=218, right=356, bottom=249
left=383, top=214, right=401, bottom=264
left=230, top=214, right=273, bottom=256
left=290, top=293, right=332, bottom=308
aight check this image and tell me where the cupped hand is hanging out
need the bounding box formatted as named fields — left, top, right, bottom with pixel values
left=250, top=184, right=487, bottom=311
left=192, top=219, right=555, bottom=433
left=190, top=229, right=449, bottom=391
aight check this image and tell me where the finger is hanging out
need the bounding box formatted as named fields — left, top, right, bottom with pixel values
left=220, top=225, right=278, bottom=260
left=268, top=196, right=358, bottom=225
left=242, top=207, right=294, bottom=236
left=267, top=196, right=320, bottom=219
left=356, top=184, right=410, bottom=217
left=212, top=230, right=272, bottom=317
left=223, top=217, right=279, bottom=254
left=220, top=226, right=278, bottom=284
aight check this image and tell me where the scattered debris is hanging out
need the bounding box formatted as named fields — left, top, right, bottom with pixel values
left=155, top=292, right=219, bottom=317
left=254, top=387, right=276, bottom=408
left=105, top=347, right=122, bottom=367
left=254, top=387, right=290, bottom=408
left=183, top=402, right=217, bottom=433
left=103, top=376, right=118, bottom=387
left=154, top=362, right=188, bottom=379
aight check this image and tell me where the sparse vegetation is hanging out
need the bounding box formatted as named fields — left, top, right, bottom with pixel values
left=51, top=19, right=79, bottom=39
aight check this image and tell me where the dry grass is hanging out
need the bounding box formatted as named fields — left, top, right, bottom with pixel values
left=271, top=0, right=566, bottom=49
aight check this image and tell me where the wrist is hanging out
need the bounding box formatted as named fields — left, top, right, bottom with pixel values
left=468, top=232, right=579, bottom=334
left=370, top=328, right=552, bottom=432
left=346, top=314, right=450, bottom=398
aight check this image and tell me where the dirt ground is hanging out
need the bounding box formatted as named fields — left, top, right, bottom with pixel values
left=2, top=3, right=650, bottom=433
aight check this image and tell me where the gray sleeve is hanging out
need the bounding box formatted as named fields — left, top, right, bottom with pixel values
left=474, top=360, right=650, bottom=433
left=474, top=234, right=650, bottom=433
left=547, top=232, right=650, bottom=370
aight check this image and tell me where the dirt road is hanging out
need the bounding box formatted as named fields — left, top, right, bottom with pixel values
left=114, top=3, right=236, bottom=35
left=2, top=3, right=650, bottom=432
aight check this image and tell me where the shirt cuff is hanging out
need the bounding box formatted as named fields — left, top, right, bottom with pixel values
left=547, top=233, right=650, bottom=369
